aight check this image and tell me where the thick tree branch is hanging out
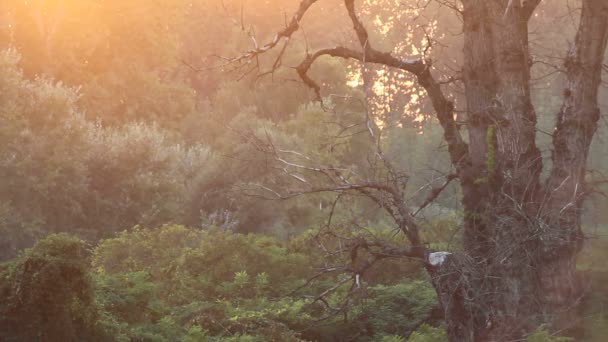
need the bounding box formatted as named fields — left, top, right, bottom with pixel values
left=545, top=0, right=608, bottom=223
left=229, top=0, right=469, bottom=174
left=316, top=0, right=469, bottom=172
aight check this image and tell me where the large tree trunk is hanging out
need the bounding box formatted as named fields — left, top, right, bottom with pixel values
left=431, top=1, right=608, bottom=340
left=541, top=0, right=608, bottom=334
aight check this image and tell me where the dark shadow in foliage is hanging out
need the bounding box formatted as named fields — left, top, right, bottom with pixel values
left=0, top=234, right=103, bottom=341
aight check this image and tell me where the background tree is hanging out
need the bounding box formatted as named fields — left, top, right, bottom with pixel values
left=0, top=234, right=102, bottom=341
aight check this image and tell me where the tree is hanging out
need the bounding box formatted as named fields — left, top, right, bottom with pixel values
left=222, top=0, right=608, bottom=340
left=0, top=49, right=214, bottom=260
left=0, top=234, right=101, bottom=341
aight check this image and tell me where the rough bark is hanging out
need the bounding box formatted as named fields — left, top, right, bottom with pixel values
left=443, top=1, right=544, bottom=339
left=432, top=0, right=608, bottom=340
left=541, top=0, right=608, bottom=334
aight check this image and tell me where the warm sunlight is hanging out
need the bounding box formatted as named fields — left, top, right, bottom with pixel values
left=1, top=1, right=607, bottom=341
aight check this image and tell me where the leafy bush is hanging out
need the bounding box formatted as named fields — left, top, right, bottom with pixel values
left=0, top=234, right=102, bottom=341
left=92, top=225, right=314, bottom=340
left=407, top=324, right=448, bottom=342
left=0, top=50, right=214, bottom=259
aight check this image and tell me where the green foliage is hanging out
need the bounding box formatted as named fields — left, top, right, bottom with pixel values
left=486, top=125, right=497, bottom=177
left=407, top=324, right=448, bottom=342
left=0, top=234, right=102, bottom=341
left=0, top=226, right=444, bottom=341
left=92, top=225, right=314, bottom=340
left=82, top=123, right=213, bottom=233
left=576, top=232, right=608, bottom=341
left=378, top=335, right=406, bottom=342
left=356, top=281, right=438, bottom=341
left=0, top=50, right=214, bottom=259
left=87, top=225, right=442, bottom=341
left=526, top=325, right=573, bottom=342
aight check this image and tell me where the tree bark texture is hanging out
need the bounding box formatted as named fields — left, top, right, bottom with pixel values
left=431, top=1, right=608, bottom=340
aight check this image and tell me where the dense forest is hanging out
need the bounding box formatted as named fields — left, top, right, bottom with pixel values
left=0, top=0, right=607, bottom=341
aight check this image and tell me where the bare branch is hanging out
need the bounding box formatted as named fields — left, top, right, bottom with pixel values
left=225, top=0, right=469, bottom=174
left=413, top=173, right=458, bottom=217
left=281, top=266, right=346, bottom=298
left=228, top=0, right=319, bottom=64
left=295, top=1, right=470, bottom=173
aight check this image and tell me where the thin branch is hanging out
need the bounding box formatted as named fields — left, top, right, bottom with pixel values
left=413, top=173, right=458, bottom=217
left=226, top=0, right=319, bottom=64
